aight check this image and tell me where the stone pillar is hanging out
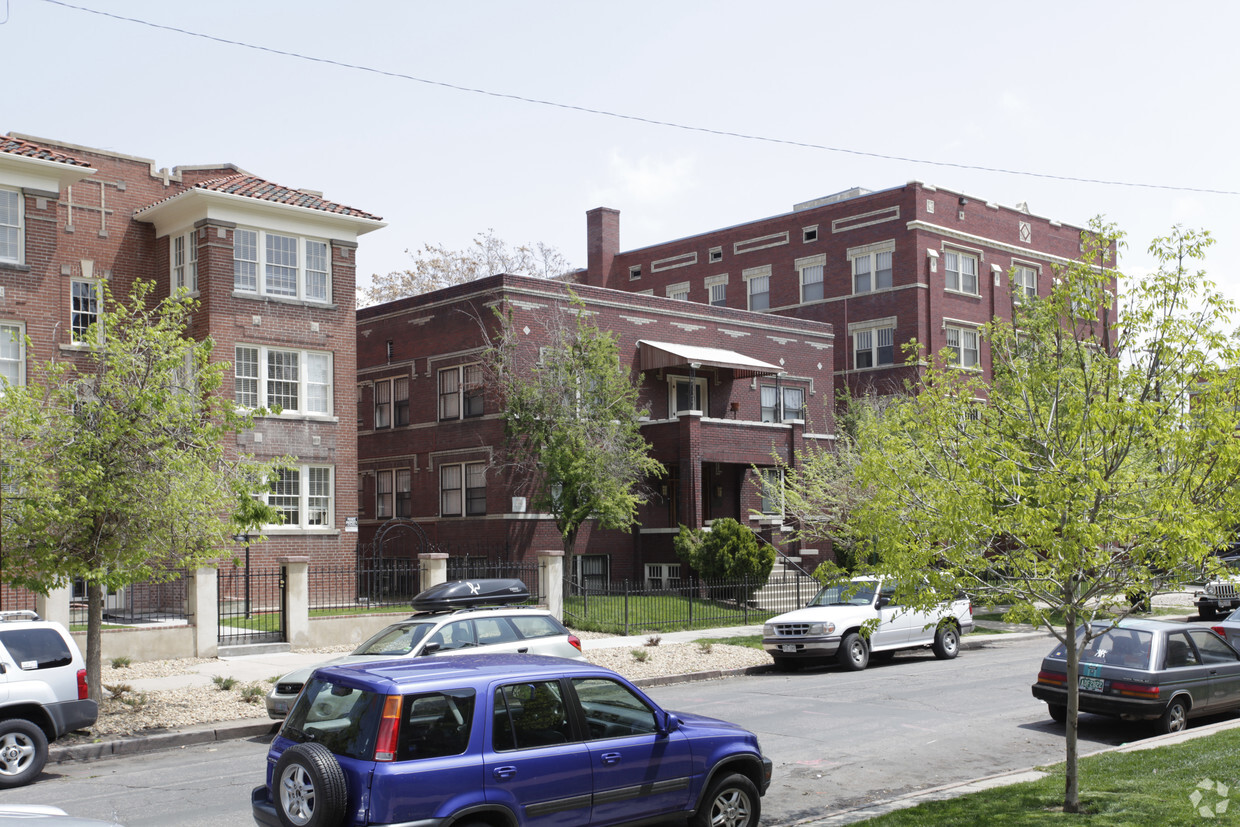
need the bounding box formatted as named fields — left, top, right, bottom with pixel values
left=420, top=553, right=449, bottom=592
left=187, top=567, right=219, bottom=658
left=35, top=584, right=72, bottom=629
left=282, top=558, right=310, bottom=648
left=537, top=550, right=564, bottom=621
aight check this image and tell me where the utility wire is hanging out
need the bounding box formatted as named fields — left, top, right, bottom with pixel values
left=36, top=0, right=1240, bottom=198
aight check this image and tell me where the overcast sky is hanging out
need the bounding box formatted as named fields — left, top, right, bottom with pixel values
left=5, top=0, right=1238, bottom=305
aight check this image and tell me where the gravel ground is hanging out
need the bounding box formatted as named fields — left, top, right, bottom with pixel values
left=83, top=639, right=772, bottom=738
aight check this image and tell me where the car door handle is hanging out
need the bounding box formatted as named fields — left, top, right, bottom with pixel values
left=517, top=647, right=529, bottom=653
left=601, top=752, right=622, bottom=764
left=493, top=766, right=518, bottom=780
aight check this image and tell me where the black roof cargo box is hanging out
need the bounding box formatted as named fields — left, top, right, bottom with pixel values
left=412, top=579, right=531, bottom=612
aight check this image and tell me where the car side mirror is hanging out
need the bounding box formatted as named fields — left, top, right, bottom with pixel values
left=877, top=596, right=891, bottom=608
left=659, top=712, right=681, bottom=734
left=421, top=642, right=441, bottom=655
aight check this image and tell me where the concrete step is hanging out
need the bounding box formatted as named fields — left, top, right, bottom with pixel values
left=218, top=642, right=291, bottom=658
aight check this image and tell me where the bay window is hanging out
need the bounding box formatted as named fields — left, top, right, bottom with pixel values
left=0, top=188, right=20, bottom=264
left=234, top=345, right=333, bottom=416
left=233, top=228, right=332, bottom=302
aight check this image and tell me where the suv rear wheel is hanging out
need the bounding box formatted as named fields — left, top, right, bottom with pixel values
left=273, top=742, right=348, bottom=827
left=0, top=719, right=48, bottom=789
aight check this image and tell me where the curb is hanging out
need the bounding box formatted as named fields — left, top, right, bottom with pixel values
left=51, top=720, right=278, bottom=765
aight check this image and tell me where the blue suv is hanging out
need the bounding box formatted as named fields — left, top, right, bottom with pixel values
left=251, top=654, right=771, bottom=827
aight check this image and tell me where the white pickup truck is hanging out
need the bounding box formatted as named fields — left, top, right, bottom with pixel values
left=762, top=576, right=974, bottom=671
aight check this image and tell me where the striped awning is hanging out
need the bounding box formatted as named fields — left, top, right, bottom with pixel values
left=637, top=340, right=783, bottom=379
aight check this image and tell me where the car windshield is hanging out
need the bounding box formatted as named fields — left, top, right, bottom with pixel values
left=1049, top=626, right=1154, bottom=670
left=809, top=580, right=877, bottom=607
left=353, top=622, right=435, bottom=656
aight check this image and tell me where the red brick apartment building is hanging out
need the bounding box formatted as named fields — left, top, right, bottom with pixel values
left=0, top=134, right=384, bottom=592
left=578, top=184, right=1093, bottom=399
left=356, top=275, right=836, bottom=584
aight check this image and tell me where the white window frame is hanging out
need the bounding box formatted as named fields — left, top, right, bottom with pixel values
left=944, top=248, right=980, bottom=296
left=705, top=274, right=728, bottom=307
left=666, top=281, right=689, bottom=301
left=744, top=265, right=771, bottom=311
left=629, top=265, right=641, bottom=281
left=851, top=319, right=897, bottom=370
left=233, top=227, right=332, bottom=303
left=669, top=376, right=707, bottom=417
left=759, top=468, right=783, bottom=516
left=0, top=321, right=25, bottom=388
left=440, top=461, right=487, bottom=517
left=70, top=279, right=101, bottom=345
left=0, top=187, right=23, bottom=265
left=263, top=464, right=334, bottom=530
left=234, top=344, right=334, bottom=417
left=849, top=241, right=894, bottom=294
left=797, top=254, right=826, bottom=303
left=171, top=230, right=198, bottom=294
left=645, top=563, right=681, bottom=590
left=1012, top=262, right=1039, bottom=302
left=944, top=324, right=981, bottom=369
left=708, top=247, right=723, bottom=263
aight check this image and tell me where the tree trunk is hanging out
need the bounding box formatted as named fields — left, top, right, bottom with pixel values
left=1063, top=608, right=1080, bottom=813
left=86, top=582, right=104, bottom=702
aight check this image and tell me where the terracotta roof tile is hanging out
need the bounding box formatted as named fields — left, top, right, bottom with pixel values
left=191, top=174, right=382, bottom=221
left=0, top=136, right=92, bottom=168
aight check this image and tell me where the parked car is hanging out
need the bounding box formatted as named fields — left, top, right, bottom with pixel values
left=0, top=805, right=124, bottom=825
left=1032, top=617, right=1240, bottom=734
left=761, top=576, right=974, bottom=671
left=1193, top=555, right=1240, bottom=619
left=265, top=580, right=583, bottom=719
left=251, top=654, right=772, bottom=827
left=0, top=611, right=98, bottom=788
left=1208, top=604, right=1240, bottom=650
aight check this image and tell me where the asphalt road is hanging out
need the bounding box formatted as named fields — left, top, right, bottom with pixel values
left=0, top=633, right=1210, bottom=826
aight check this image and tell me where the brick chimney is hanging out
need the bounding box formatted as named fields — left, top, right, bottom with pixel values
left=585, top=207, right=620, bottom=287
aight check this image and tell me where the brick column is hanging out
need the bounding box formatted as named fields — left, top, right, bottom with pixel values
left=282, top=557, right=310, bottom=647
left=678, top=411, right=703, bottom=529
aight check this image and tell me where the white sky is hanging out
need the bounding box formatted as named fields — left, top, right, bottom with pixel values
left=5, top=0, right=1239, bottom=306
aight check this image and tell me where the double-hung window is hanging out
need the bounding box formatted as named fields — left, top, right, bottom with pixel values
left=850, top=242, right=894, bottom=294
left=70, top=280, right=100, bottom=344
left=374, top=381, right=391, bottom=429
left=1012, top=264, right=1038, bottom=302
left=744, top=266, right=771, bottom=311
left=945, top=250, right=979, bottom=295
left=171, top=231, right=198, bottom=293
left=800, top=263, right=824, bottom=302
left=666, top=282, right=689, bottom=301
left=393, top=377, right=410, bottom=426
left=782, top=387, right=805, bottom=421
left=706, top=275, right=728, bottom=307
left=440, top=462, right=486, bottom=517
left=376, top=470, right=393, bottom=518
left=853, top=324, right=896, bottom=369
left=235, top=345, right=333, bottom=416
left=233, top=228, right=332, bottom=302
left=395, top=469, right=412, bottom=518
left=265, top=465, right=334, bottom=529
left=761, top=385, right=805, bottom=421
left=0, top=322, right=24, bottom=388
left=945, top=324, right=980, bottom=369
left=0, top=187, right=21, bottom=264
left=759, top=468, right=783, bottom=515
left=438, top=364, right=484, bottom=421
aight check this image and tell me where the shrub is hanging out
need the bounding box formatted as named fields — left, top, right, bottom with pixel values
left=110, top=656, right=132, bottom=669
left=240, top=684, right=266, bottom=704
left=645, top=635, right=661, bottom=647
left=104, top=683, right=132, bottom=699
left=212, top=675, right=238, bottom=691
left=630, top=648, right=650, bottom=663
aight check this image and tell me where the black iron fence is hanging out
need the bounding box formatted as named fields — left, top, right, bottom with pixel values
left=218, top=565, right=285, bottom=646
left=309, top=559, right=424, bottom=613
left=69, top=571, right=190, bottom=627
left=563, top=569, right=820, bottom=635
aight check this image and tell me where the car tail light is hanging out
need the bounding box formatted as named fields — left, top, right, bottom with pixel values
left=1110, top=681, right=1160, bottom=700
left=77, top=669, right=88, bottom=700
left=373, top=695, right=403, bottom=761
left=568, top=634, right=583, bottom=653
left=1212, top=626, right=1227, bottom=637
left=1036, top=670, right=1066, bottom=687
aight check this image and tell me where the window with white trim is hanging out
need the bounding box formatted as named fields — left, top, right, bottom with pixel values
left=944, top=324, right=980, bottom=369
left=666, top=282, right=689, bottom=301
left=0, top=188, right=20, bottom=264
left=376, top=470, right=393, bottom=518
left=745, top=266, right=770, bottom=311
left=1012, top=264, right=1038, bottom=302
left=854, top=326, right=895, bottom=369
left=233, top=228, right=332, bottom=302
left=645, top=563, right=681, bottom=590
left=798, top=254, right=826, bottom=303
left=70, top=280, right=100, bottom=344
left=669, top=376, right=707, bottom=417
left=782, top=387, right=805, bottom=421
left=0, top=322, right=24, bottom=388
left=706, top=275, right=727, bottom=307
left=439, top=364, right=484, bottom=420
left=851, top=244, right=893, bottom=293
left=171, top=231, right=198, bottom=293
left=234, top=345, right=333, bottom=416
left=440, top=461, right=486, bottom=517
left=760, top=385, right=805, bottom=422
left=264, top=465, right=334, bottom=529
left=629, top=265, right=641, bottom=281
left=945, top=250, right=979, bottom=295
left=759, top=468, right=783, bottom=515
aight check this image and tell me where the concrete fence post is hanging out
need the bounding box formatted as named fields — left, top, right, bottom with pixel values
left=187, top=567, right=219, bottom=658
left=282, top=558, right=310, bottom=647
left=537, top=550, right=564, bottom=621
left=35, top=585, right=72, bottom=630
left=420, top=553, right=448, bottom=593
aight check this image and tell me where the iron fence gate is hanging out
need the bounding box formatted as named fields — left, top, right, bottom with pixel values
left=218, top=565, right=286, bottom=646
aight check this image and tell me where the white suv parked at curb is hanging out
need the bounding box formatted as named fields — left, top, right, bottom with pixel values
left=763, top=577, right=974, bottom=671
left=0, top=611, right=98, bottom=788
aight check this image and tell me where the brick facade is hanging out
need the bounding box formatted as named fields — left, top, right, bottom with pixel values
left=0, top=134, right=383, bottom=587
left=356, top=275, right=836, bottom=582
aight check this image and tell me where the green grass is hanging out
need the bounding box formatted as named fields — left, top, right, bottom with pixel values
left=309, top=604, right=415, bottom=618
left=564, top=594, right=777, bottom=635
left=858, top=728, right=1240, bottom=825
left=698, top=634, right=764, bottom=650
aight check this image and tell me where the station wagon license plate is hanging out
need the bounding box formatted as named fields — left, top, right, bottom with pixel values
left=781, top=645, right=798, bottom=653
left=1079, top=676, right=1104, bottom=693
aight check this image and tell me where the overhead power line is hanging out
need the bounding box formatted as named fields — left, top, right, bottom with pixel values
left=35, top=0, right=1240, bottom=198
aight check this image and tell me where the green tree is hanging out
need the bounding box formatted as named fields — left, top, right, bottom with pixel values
left=674, top=518, right=774, bottom=602
left=361, top=229, right=573, bottom=306
left=783, top=221, right=1240, bottom=813
left=487, top=292, right=663, bottom=563
left=0, top=282, right=281, bottom=699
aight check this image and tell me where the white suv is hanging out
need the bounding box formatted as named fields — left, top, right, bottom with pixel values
left=0, top=611, right=98, bottom=787
left=265, top=580, right=584, bottom=719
